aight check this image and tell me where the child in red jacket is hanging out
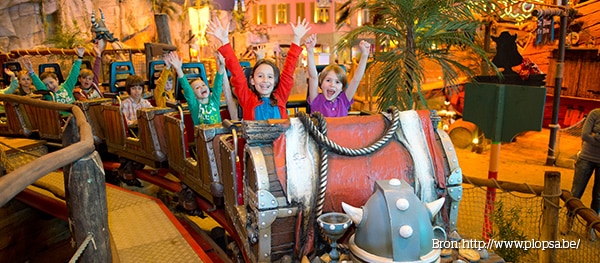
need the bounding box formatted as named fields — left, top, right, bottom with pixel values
left=207, top=17, right=310, bottom=120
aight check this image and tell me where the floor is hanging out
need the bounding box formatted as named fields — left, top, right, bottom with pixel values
left=454, top=128, right=592, bottom=208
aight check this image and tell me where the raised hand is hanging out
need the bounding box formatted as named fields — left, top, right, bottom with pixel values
left=215, top=52, right=226, bottom=73
left=93, top=39, right=106, bottom=57
left=358, top=40, right=371, bottom=56
left=291, top=17, right=311, bottom=45
left=167, top=52, right=184, bottom=78
left=253, top=45, right=266, bottom=60
left=19, top=57, right=34, bottom=74
left=304, top=34, right=317, bottom=51
left=75, top=46, right=85, bottom=58
left=207, top=17, right=230, bottom=46
left=163, top=52, right=173, bottom=69
left=4, top=68, right=16, bottom=79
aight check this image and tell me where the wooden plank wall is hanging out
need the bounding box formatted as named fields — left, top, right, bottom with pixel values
left=0, top=200, right=74, bottom=263
left=545, top=48, right=600, bottom=99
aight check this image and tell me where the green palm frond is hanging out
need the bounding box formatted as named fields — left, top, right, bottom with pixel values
left=336, top=0, right=500, bottom=111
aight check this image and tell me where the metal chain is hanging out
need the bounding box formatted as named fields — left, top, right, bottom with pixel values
left=297, top=106, right=401, bottom=157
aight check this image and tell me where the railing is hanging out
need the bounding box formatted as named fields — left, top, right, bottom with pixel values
left=0, top=94, right=112, bottom=262
left=460, top=172, right=600, bottom=263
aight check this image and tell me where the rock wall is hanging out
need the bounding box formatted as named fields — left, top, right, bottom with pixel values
left=0, top=0, right=193, bottom=55
left=0, top=0, right=46, bottom=52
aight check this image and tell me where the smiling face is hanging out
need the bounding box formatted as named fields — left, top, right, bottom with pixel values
left=250, top=64, right=276, bottom=97
left=320, top=71, right=344, bottom=101
left=42, top=77, right=60, bottom=92
left=191, top=79, right=210, bottom=102
left=318, top=65, right=347, bottom=101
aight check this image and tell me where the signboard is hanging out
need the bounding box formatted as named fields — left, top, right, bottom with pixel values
left=536, top=17, right=554, bottom=46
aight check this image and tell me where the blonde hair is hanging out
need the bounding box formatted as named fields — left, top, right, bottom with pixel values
left=79, top=68, right=94, bottom=79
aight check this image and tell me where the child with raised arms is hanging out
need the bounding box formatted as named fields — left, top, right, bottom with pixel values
left=23, top=47, right=86, bottom=104
left=166, top=51, right=233, bottom=125
left=152, top=58, right=176, bottom=108
left=305, top=34, right=370, bottom=117
left=207, top=16, right=310, bottom=120
left=73, top=39, right=105, bottom=101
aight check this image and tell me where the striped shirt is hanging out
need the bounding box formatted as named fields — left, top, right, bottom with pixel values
left=121, top=97, right=153, bottom=126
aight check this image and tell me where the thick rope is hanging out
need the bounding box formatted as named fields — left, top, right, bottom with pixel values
left=297, top=106, right=401, bottom=157
left=313, top=112, right=329, bottom=218
left=297, top=108, right=400, bottom=255
left=69, top=233, right=96, bottom=263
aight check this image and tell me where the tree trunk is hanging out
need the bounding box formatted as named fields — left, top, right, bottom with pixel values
left=155, top=13, right=172, bottom=45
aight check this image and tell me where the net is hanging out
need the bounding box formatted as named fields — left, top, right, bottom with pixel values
left=457, top=184, right=600, bottom=263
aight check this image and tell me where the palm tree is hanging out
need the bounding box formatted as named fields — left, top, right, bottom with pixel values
left=336, top=0, right=499, bottom=111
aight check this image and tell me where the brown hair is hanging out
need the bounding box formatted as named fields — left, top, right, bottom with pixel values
left=40, top=71, right=58, bottom=81
left=125, top=75, right=145, bottom=94
left=250, top=59, right=280, bottom=106
left=318, top=64, right=347, bottom=90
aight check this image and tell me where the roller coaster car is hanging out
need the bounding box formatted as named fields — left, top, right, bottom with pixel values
left=0, top=100, right=32, bottom=137
left=209, top=109, right=462, bottom=262
left=74, top=98, right=113, bottom=145
left=103, top=104, right=174, bottom=167
left=163, top=103, right=239, bottom=209
left=21, top=94, right=70, bottom=142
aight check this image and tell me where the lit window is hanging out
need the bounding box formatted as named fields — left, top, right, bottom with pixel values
left=254, top=4, right=267, bottom=25
left=274, top=4, right=289, bottom=24
left=361, top=9, right=370, bottom=25
left=311, top=3, right=329, bottom=24
left=296, top=3, right=306, bottom=21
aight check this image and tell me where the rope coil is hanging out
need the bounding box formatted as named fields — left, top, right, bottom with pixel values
left=297, top=106, right=401, bottom=157
left=296, top=107, right=401, bottom=255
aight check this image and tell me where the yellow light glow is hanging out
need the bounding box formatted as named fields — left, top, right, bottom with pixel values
left=357, top=10, right=362, bottom=26
left=188, top=6, right=210, bottom=47
left=190, top=47, right=198, bottom=58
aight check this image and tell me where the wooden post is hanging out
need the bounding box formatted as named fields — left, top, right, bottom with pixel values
left=62, top=117, right=112, bottom=262
left=155, top=13, right=172, bottom=45
left=483, top=85, right=505, bottom=241
left=540, top=171, right=561, bottom=263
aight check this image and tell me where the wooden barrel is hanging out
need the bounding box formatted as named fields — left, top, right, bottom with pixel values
left=448, top=119, right=478, bottom=149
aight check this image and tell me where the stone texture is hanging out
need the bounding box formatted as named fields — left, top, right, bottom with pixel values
left=0, top=9, right=16, bottom=37
left=42, top=0, right=58, bottom=14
